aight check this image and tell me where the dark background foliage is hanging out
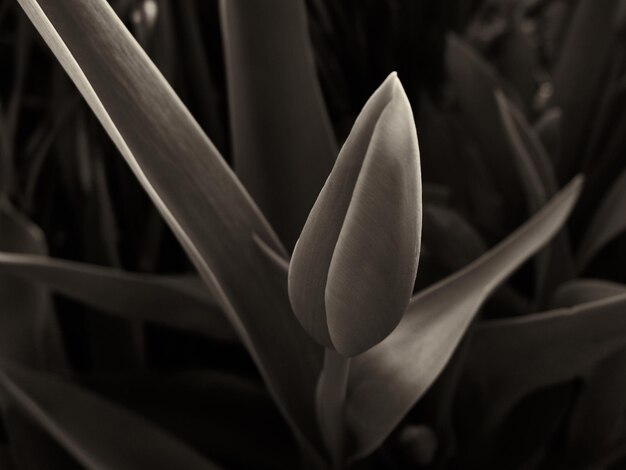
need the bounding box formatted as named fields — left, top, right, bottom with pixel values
left=2, top=0, right=626, bottom=468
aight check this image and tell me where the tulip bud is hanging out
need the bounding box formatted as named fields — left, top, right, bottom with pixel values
left=288, top=73, right=422, bottom=356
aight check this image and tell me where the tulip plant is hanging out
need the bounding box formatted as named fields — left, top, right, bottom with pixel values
left=0, top=0, right=624, bottom=469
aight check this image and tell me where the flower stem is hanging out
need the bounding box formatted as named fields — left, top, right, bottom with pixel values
left=316, top=348, right=350, bottom=469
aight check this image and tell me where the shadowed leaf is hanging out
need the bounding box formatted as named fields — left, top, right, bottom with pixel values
left=0, top=363, right=221, bottom=470
left=86, top=371, right=298, bottom=469
left=445, top=34, right=525, bottom=233
left=494, top=90, right=573, bottom=302
left=566, top=346, right=626, bottom=466
left=418, top=203, right=486, bottom=287
left=578, top=169, right=626, bottom=269
left=551, top=0, right=622, bottom=180
left=494, top=90, right=547, bottom=214
left=534, top=107, right=561, bottom=160
left=550, top=278, right=626, bottom=308
left=220, top=0, right=337, bottom=248
left=466, top=292, right=626, bottom=436
left=0, top=202, right=65, bottom=367
left=0, top=253, right=236, bottom=342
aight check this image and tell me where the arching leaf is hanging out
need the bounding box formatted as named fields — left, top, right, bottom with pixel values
left=345, top=176, right=582, bottom=460
left=0, top=253, right=235, bottom=342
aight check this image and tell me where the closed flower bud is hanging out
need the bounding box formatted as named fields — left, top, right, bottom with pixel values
left=288, top=73, right=422, bottom=357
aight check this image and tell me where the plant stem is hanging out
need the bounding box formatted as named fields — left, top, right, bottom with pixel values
left=316, top=348, right=350, bottom=469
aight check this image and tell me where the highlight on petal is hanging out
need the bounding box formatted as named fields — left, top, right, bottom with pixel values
left=288, top=73, right=422, bottom=356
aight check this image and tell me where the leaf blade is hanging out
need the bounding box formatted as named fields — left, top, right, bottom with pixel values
left=0, top=253, right=235, bottom=342
left=345, top=176, right=583, bottom=459
left=17, top=0, right=324, bottom=455
left=0, top=363, right=221, bottom=470
left=220, top=0, right=337, bottom=248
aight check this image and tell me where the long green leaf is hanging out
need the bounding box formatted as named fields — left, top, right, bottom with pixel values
left=0, top=253, right=236, bottom=342
left=16, top=0, right=324, bottom=458
left=345, top=176, right=583, bottom=460
left=220, top=0, right=337, bottom=248
left=0, top=362, right=221, bottom=470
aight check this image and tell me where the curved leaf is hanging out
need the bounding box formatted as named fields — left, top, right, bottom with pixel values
left=17, top=0, right=324, bottom=458
left=345, top=176, right=583, bottom=460
left=466, top=293, right=626, bottom=434
left=0, top=253, right=236, bottom=342
left=550, top=278, right=626, bottom=309
left=220, top=0, right=337, bottom=248
left=0, top=362, right=221, bottom=470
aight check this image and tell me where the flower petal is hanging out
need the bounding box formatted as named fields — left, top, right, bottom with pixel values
left=326, top=79, right=421, bottom=356
left=288, top=73, right=400, bottom=348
